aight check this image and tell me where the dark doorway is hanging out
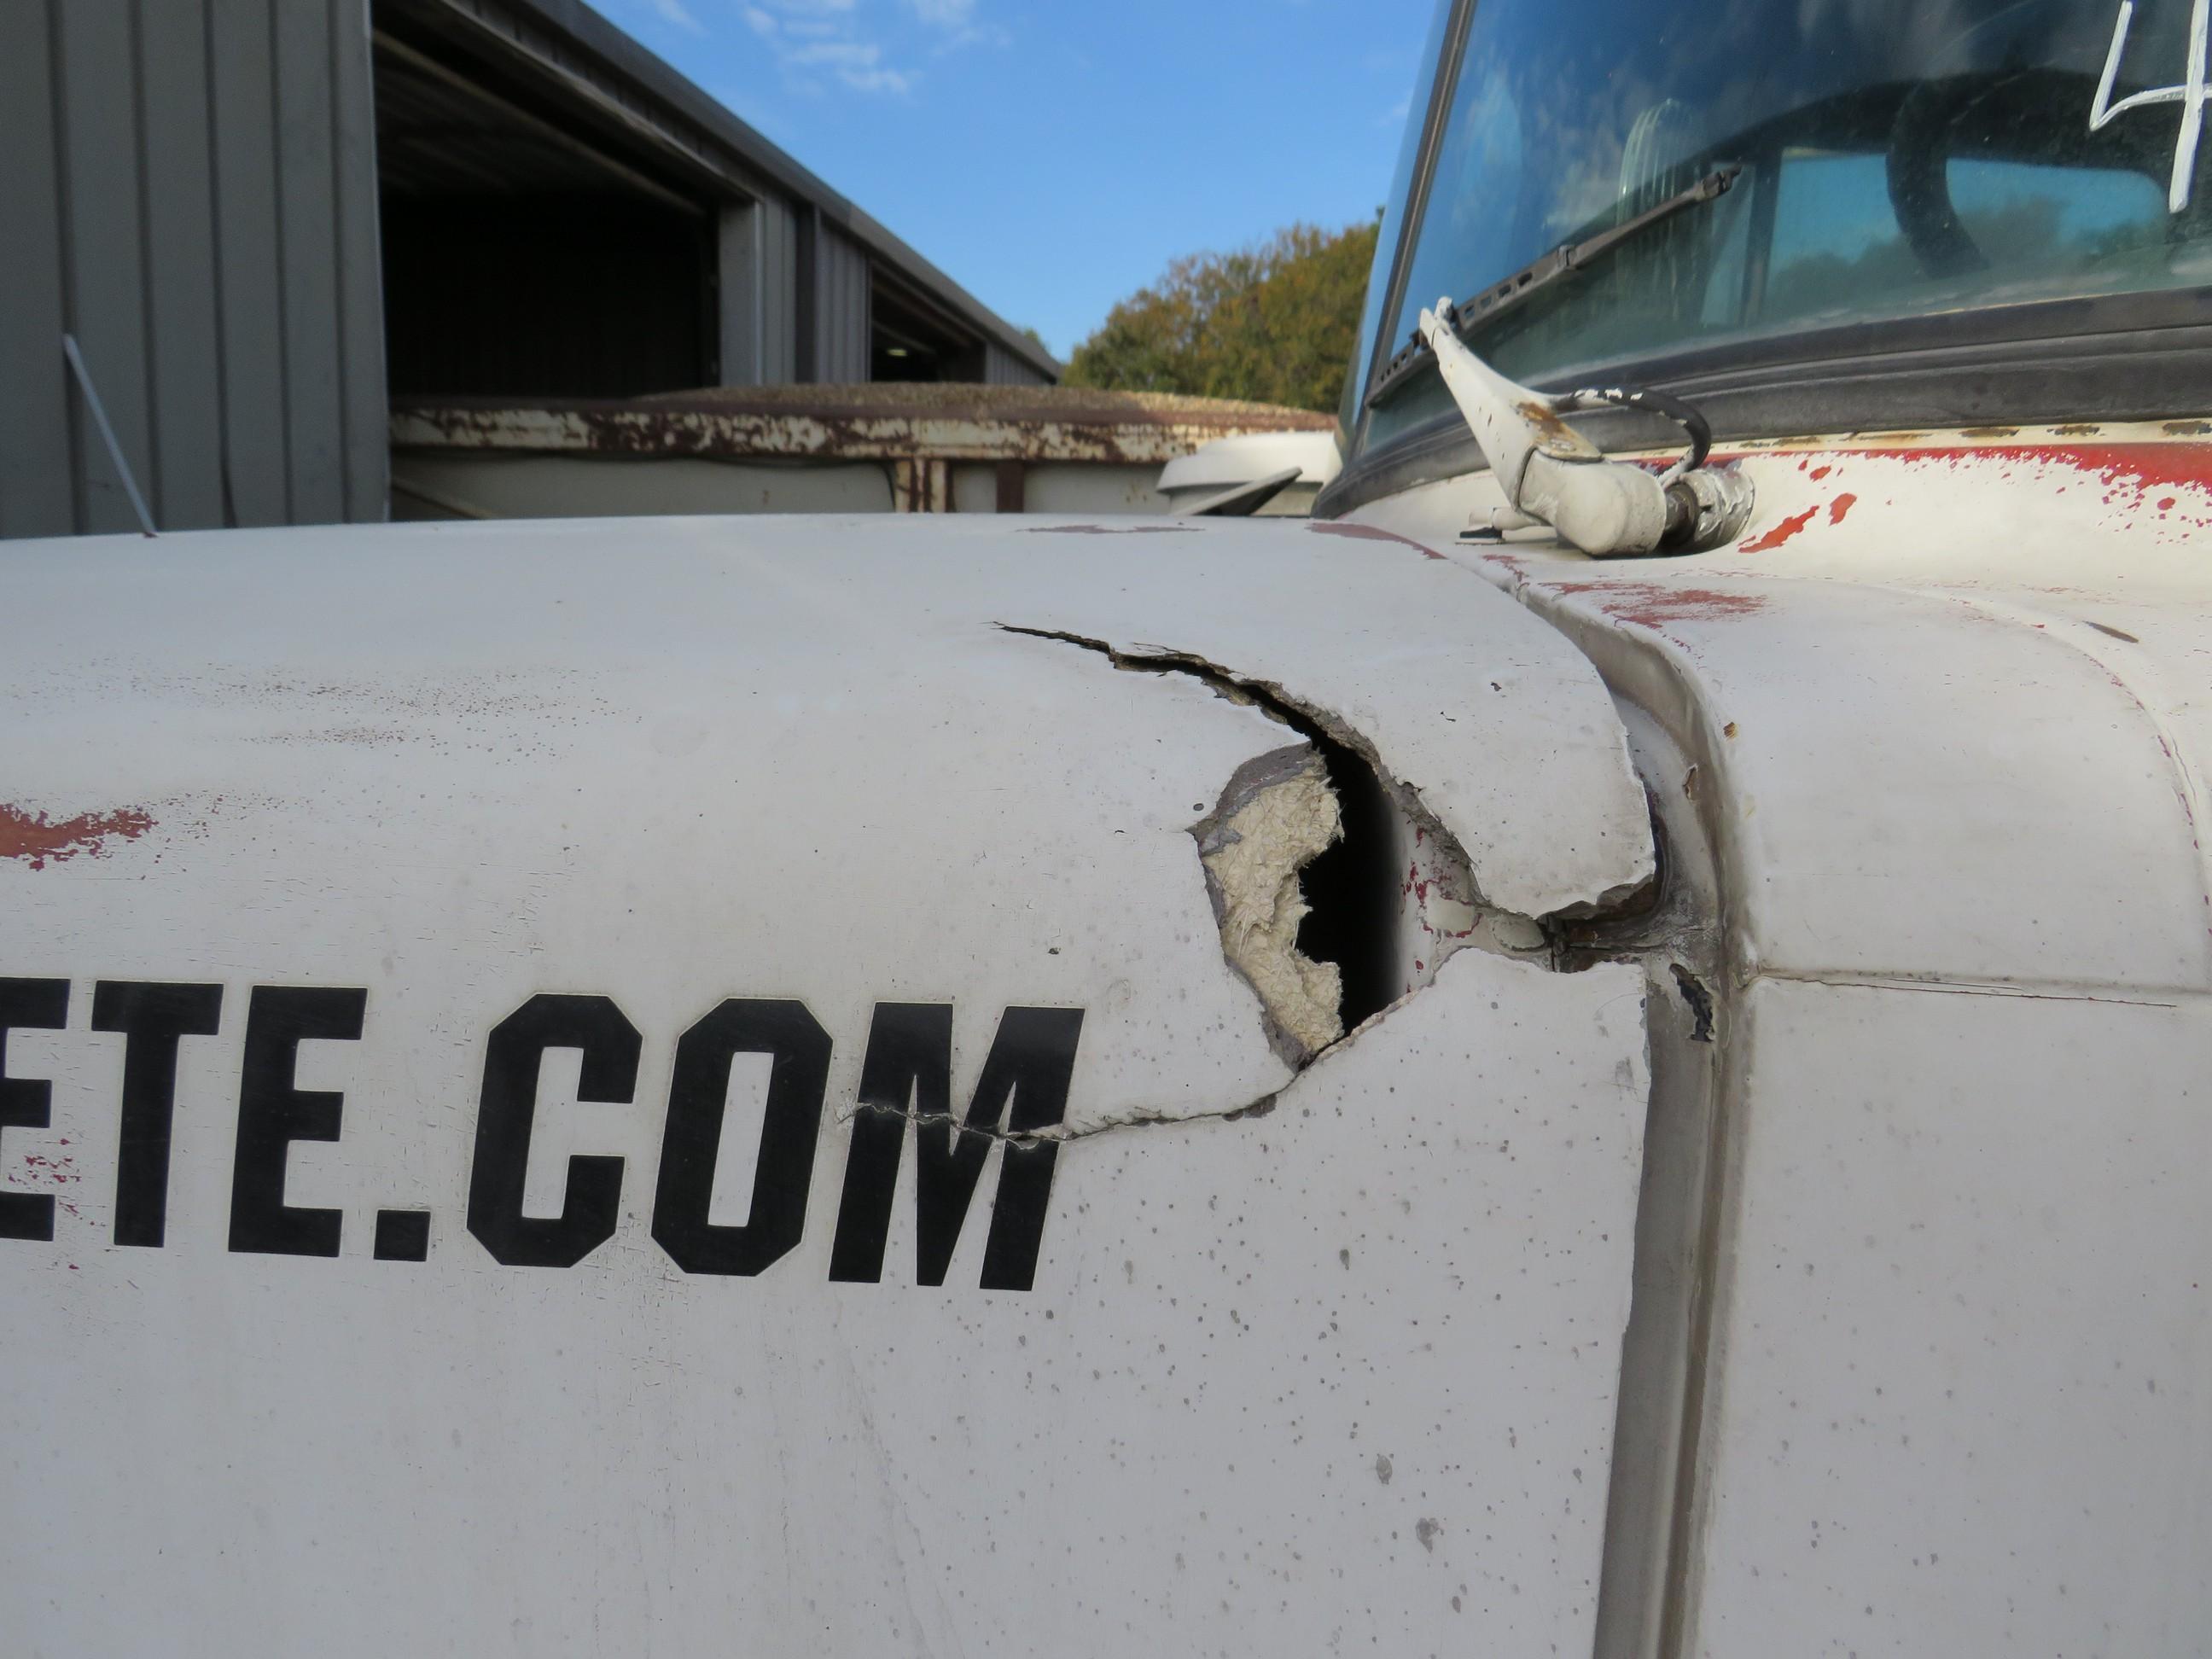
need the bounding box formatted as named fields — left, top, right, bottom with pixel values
left=372, top=20, right=716, bottom=399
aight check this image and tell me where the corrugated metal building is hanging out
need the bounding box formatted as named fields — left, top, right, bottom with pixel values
left=0, top=0, right=1060, bottom=540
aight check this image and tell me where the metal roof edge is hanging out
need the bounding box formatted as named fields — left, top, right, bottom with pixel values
left=451, top=0, right=1062, bottom=380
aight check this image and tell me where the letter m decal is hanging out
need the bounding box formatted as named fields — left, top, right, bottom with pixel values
left=828, top=1005, right=1084, bottom=1292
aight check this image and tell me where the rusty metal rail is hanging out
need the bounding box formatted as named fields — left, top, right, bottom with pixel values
left=390, top=384, right=1334, bottom=517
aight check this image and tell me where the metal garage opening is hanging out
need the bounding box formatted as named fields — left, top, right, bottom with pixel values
left=370, top=13, right=719, bottom=399
left=2, top=0, right=1063, bottom=539
left=870, top=266, right=988, bottom=384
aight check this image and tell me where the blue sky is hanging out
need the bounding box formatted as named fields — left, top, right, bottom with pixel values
left=587, top=0, right=1439, bottom=360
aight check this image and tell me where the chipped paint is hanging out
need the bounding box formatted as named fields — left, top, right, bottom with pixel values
left=0, top=803, right=154, bottom=870
left=17, top=1149, right=84, bottom=1219
left=1720, top=439, right=2212, bottom=551
left=1548, top=581, right=1771, bottom=631
left=1888, top=442, right=2212, bottom=498
left=1739, top=505, right=1819, bottom=552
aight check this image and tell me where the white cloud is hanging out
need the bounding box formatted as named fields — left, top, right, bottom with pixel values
left=786, top=38, right=913, bottom=91
left=741, top=0, right=965, bottom=94
left=901, top=0, right=1008, bottom=51
left=625, top=0, right=704, bottom=32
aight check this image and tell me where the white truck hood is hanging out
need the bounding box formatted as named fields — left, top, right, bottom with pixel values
left=0, top=514, right=1654, bottom=1657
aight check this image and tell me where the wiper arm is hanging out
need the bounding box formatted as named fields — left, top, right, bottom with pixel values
left=1366, top=162, right=1741, bottom=409
left=1409, top=298, right=1755, bottom=557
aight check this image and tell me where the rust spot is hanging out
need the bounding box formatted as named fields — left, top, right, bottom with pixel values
left=1724, top=722, right=1739, bottom=738
left=1960, top=426, right=2021, bottom=439
left=1828, top=492, right=1859, bottom=525
left=1517, top=399, right=1587, bottom=451
left=1739, top=506, right=1819, bottom=552
left=1, top=803, right=155, bottom=870
left=1549, top=580, right=1770, bottom=628
left=1024, top=523, right=1196, bottom=536
left=1307, top=521, right=1447, bottom=559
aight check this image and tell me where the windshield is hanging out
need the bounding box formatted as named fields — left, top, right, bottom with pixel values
left=1360, top=0, right=2212, bottom=449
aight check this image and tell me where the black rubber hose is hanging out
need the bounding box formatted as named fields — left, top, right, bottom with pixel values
left=1552, top=385, right=1713, bottom=473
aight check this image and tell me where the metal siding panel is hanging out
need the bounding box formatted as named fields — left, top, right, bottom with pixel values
left=794, top=201, right=817, bottom=381
left=819, top=230, right=839, bottom=381
left=55, top=0, right=156, bottom=533
left=329, top=0, right=387, bottom=523
left=983, top=343, right=1048, bottom=387
left=848, top=245, right=869, bottom=381
left=847, top=237, right=869, bottom=381
left=758, top=197, right=797, bottom=384
left=754, top=204, right=781, bottom=383
left=820, top=226, right=867, bottom=383
left=137, top=0, right=226, bottom=531
left=274, top=0, right=344, bottom=523
left=0, top=0, right=76, bottom=538
left=716, top=201, right=760, bottom=387
left=208, top=0, right=288, bottom=527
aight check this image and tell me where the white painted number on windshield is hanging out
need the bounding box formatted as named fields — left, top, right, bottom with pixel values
left=2093, top=0, right=2210, bottom=212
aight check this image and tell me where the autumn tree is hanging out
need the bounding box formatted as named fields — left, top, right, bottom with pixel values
left=1063, top=219, right=1380, bottom=413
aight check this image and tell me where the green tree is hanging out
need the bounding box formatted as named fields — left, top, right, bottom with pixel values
left=1063, top=219, right=1381, bottom=412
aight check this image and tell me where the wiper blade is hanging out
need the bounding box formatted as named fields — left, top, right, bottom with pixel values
left=1366, top=162, right=1742, bottom=409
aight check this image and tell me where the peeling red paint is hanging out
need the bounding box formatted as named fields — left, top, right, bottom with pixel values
left=1892, top=443, right=2212, bottom=497
left=1, top=803, right=155, bottom=870
left=1740, top=508, right=1819, bottom=552
left=1829, top=492, right=1859, bottom=525
left=1706, top=439, right=2212, bottom=520
left=1720, top=440, right=2212, bottom=502
left=1548, top=580, right=1771, bottom=628
left=1307, top=521, right=1447, bottom=559
left=20, top=1151, right=83, bottom=1218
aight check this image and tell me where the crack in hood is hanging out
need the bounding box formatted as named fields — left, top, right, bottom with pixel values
left=0, top=513, right=1654, bottom=1141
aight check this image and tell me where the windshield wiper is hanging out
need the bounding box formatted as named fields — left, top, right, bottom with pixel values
left=1406, top=299, right=1754, bottom=556
left=1366, top=162, right=1742, bottom=409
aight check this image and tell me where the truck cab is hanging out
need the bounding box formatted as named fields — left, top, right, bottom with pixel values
left=3, top=2, right=2209, bottom=1655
